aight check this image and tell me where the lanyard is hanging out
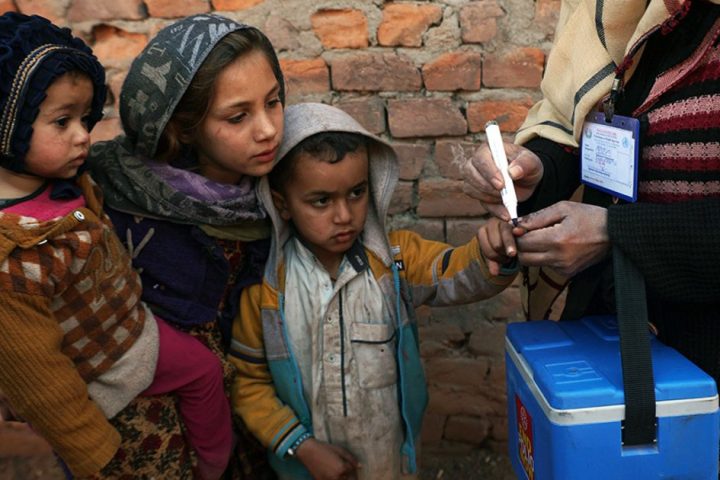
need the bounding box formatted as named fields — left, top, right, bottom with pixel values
left=602, top=1, right=694, bottom=123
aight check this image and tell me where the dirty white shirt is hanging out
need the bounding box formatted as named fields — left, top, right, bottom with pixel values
left=283, top=237, right=410, bottom=479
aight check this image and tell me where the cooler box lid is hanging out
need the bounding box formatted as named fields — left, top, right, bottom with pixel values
left=506, top=316, right=718, bottom=422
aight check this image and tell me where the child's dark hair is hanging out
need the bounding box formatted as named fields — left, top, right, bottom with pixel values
left=269, top=131, right=367, bottom=192
left=156, top=28, right=285, bottom=163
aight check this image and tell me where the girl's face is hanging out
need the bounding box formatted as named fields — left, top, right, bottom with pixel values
left=195, top=49, right=284, bottom=184
left=24, top=72, right=93, bottom=179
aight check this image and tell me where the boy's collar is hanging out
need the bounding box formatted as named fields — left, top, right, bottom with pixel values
left=291, top=232, right=369, bottom=275
left=345, top=240, right=369, bottom=274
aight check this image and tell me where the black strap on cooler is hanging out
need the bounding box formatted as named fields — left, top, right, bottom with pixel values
left=613, top=245, right=657, bottom=446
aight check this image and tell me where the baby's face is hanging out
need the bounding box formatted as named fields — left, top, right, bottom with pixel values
left=275, top=146, right=370, bottom=277
left=24, top=72, right=93, bottom=179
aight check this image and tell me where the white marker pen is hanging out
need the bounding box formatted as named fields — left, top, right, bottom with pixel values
left=484, top=120, right=519, bottom=226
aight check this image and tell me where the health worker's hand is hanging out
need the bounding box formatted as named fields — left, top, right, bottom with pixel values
left=295, top=438, right=360, bottom=480
left=515, top=201, right=610, bottom=278
left=462, top=141, right=544, bottom=221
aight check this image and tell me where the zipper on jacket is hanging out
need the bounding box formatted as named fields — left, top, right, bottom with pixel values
left=339, top=290, right=348, bottom=417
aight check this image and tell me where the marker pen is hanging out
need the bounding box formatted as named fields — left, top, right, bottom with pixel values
left=485, top=120, right=519, bottom=226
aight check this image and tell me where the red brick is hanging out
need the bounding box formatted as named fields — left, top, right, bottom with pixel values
left=423, top=52, right=481, bottom=92
left=421, top=413, right=446, bottom=446
left=483, top=47, right=545, bottom=88
left=265, top=15, right=300, bottom=52
left=279, top=58, right=329, bottom=96
left=92, top=25, right=147, bottom=70
left=415, top=304, right=432, bottom=326
left=487, top=359, right=506, bottom=385
left=91, top=117, right=122, bottom=144
left=331, top=53, right=421, bottom=92
left=413, top=219, right=446, bottom=242
left=428, top=301, right=496, bottom=327
left=377, top=2, right=442, bottom=47
left=468, top=321, right=507, bottom=357
left=420, top=339, right=449, bottom=358
left=488, top=286, right=526, bottom=321
left=418, top=179, right=487, bottom=217
left=435, top=139, right=476, bottom=180
left=389, top=180, right=413, bottom=214
left=535, top=0, right=561, bottom=35
left=107, top=71, right=128, bottom=114
left=0, top=0, right=16, bottom=14
left=425, top=357, right=488, bottom=388
left=393, top=142, right=429, bottom=180
left=428, top=386, right=505, bottom=417
left=68, top=0, right=144, bottom=22
left=459, top=0, right=504, bottom=44
left=427, top=385, right=490, bottom=416
left=336, top=97, right=386, bottom=135
left=489, top=415, right=509, bottom=443
left=311, top=9, right=368, bottom=49
left=212, top=0, right=264, bottom=10
left=444, top=415, right=491, bottom=445
left=389, top=216, right=444, bottom=242
left=446, top=218, right=487, bottom=246
left=427, top=388, right=488, bottom=417
left=145, top=0, right=209, bottom=18
left=419, top=323, right=466, bottom=348
left=467, top=97, right=535, bottom=133
left=388, top=98, right=466, bottom=138
left=15, top=0, right=64, bottom=24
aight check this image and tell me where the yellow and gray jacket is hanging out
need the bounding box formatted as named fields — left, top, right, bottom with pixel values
left=229, top=103, right=516, bottom=477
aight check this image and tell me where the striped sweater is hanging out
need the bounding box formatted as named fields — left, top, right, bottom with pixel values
left=518, top=0, right=720, bottom=382
left=633, top=26, right=720, bottom=203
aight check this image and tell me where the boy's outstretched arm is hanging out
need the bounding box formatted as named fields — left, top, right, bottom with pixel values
left=389, top=229, right=518, bottom=308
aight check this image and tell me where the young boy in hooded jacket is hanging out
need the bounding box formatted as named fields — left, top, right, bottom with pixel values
left=229, top=102, right=517, bottom=480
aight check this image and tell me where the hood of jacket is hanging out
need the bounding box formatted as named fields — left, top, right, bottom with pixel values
left=257, top=102, right=399, bottom=287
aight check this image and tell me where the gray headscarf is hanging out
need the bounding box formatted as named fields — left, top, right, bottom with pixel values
left=88, top=13, right=284, bottom=226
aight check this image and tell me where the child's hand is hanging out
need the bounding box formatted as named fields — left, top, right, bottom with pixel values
left=295, top=438, right=360, bottom=480
left=478, top=217, right=523, bottom=276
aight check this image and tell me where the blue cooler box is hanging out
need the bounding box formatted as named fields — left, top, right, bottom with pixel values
left=505, top=315, right=719, bottom=480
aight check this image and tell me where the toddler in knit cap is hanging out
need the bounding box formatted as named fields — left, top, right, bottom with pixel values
left=0, top=12, right=232, bottom=480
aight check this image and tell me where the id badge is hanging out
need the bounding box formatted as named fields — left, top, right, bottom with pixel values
left=580, top=111, right=640, bottom=202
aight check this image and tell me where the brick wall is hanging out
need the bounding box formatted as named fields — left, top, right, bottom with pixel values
left=1, top=0, right=561, bottom=455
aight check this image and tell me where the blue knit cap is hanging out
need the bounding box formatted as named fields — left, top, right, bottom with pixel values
left=0, top=12, right=106, bottom=173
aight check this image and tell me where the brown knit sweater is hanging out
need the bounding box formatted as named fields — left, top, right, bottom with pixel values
left=0, top=174, right=158, bottom=477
